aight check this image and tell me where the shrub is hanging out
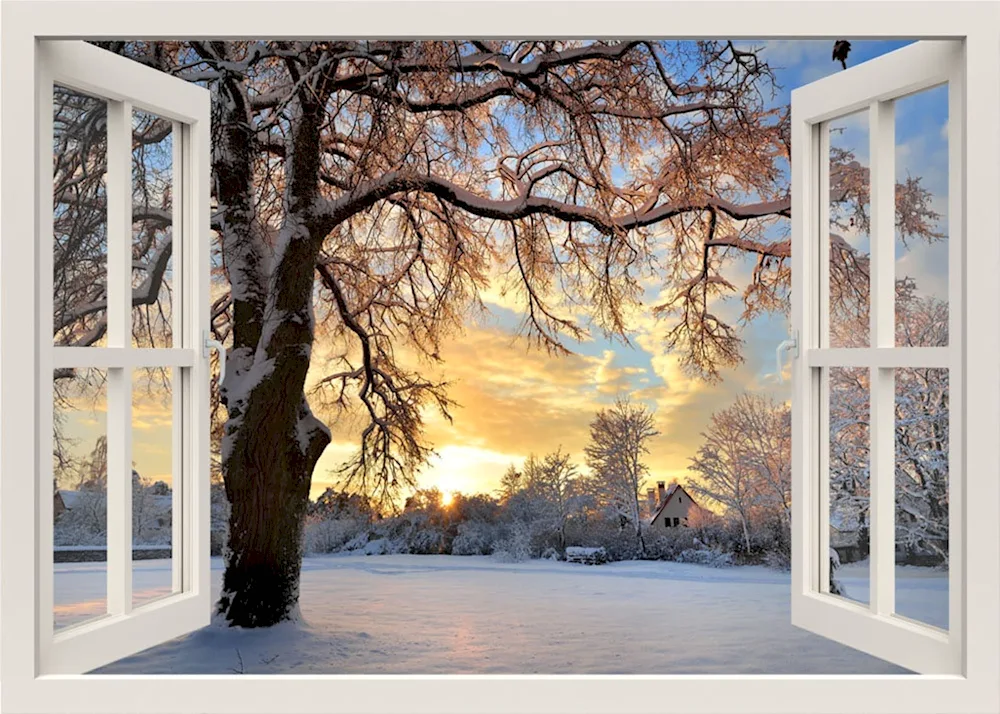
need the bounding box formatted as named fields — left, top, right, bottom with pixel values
left=303, top=516, right=366, bottom=554
left=763, top=548, right=791, bottom=571
left=676, top=548, right=734, bottom=568
left=644, top=527, right=699, bottom=561
left=452, top=520, right=497, bottom=556
left=491, top=522, right=533, bottom=562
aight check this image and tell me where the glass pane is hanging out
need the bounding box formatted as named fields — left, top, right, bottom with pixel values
left=53, top=368, right=108, bottom=630
left=828, top=366, right=870, bottom=606
left=131, top=110, right=174, bottom=348
left=828, top=110, right=871, bottom=349
left=132, top=367, right=175, bottom=608
left=894, top=86, right=949, bottom=347
left=894, top=367, right=949, bottom=630
left=53, top=86, right=108, bottom=348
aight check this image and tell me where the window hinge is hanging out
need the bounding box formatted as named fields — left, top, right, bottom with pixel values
left=776, top=330, right=799, bottom=382
left=203, top=330, right=227, bottom=383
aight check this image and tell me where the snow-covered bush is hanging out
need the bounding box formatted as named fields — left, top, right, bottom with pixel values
left=54, top=488, right=107, bottom=546
left=540, top=547, right=561, bottom=561
left=55, top=475, right=175, bottom=549
left=645, top=527, right=699, bottom=561
left=491, top=522, right=533, bottom=562
left=303, top=516, right=367, bottom=555
left=341, top=531, right=373, bottom=553
left=452, top=520, right=498, bottom=556
left=676, top=548, right=734, bottom=568
left=763, top=549, right=791, bottom=570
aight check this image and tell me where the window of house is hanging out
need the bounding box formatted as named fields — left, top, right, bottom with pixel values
left=2, top=4, right=999, bottom=714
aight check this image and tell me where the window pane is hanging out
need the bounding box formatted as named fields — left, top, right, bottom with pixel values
left=131, top=110, right=175, bottom=348
left=53, top=86, right=108, bottom=348
left=828, top=366, right=870, bottom=606
left=894, top=86, right=949, bottom=347
left=53, top=368, right=108, bottom=630
left=132, top=367, right=175, bottom=608
left=828, top=111, right=871, bottom=348
left=894, top=367, right=949, bottom=630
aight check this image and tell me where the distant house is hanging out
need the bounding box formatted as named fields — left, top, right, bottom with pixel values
left=830, top=508, right=867, bottom=563
left=54, top=489, right=82, bottom=520
left=53, top=490, right=67, bottom=519
left=647, top=481, right=701, bottom=529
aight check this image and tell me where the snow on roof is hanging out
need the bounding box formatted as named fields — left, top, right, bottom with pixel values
left=58, top=490, right=81, bottom=509
left=829, top=507, right=861, bottom=532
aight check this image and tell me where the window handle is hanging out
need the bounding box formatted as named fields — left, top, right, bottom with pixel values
left=776, top=330, right=799, bottom=383
left=203, top=331, right=227, bottom=384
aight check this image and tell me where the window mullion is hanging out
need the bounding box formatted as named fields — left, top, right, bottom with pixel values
left=817, top=122, right=832, bottom=593
left=105, top=99, right=133, bottom=617
left=869, top=99, right=896, bottom=617
left=37, top=57, right=57, bottom=658
left=171, top=120, right=186, bottom=594
left=945, top=50, right=965, bottom=666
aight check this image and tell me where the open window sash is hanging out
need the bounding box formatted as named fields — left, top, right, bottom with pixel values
left=38, top=41, right=212, bottom=675
left=790, top=40, right=964, bottom=675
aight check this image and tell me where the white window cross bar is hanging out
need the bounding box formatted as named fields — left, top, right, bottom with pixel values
left=806, top=346, right=949, bottom=369
left=52, top=347, right=197, bottom=369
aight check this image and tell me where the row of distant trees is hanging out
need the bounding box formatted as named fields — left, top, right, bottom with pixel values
left=685, top=290, right=950, bottom=568
left=300, top=397, right=689, bottom=562
left=300, top=322, right=949, bottom=571
left=295, top=397, right=760, bottom=566
left=53, top=436, right=174, bottom=547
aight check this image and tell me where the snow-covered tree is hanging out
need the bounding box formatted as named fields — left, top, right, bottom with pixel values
left=523, top=448, right=584, bottom=551
left=687, top=404, right=760, bottom=554
left=827, top=271, right=950, bottom=564
left=496, top=465, right=522, bottom=504
left=687, top=393, right=791, bottom=558
left=584, top=398, right=659, bottom=556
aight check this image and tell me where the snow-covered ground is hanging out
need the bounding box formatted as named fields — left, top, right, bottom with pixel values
left=54, top=554, right=948, bottom=675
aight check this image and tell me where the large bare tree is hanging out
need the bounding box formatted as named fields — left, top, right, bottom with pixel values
left=52, top=40, right=942, bottom=627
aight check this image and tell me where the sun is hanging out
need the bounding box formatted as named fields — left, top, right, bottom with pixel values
left=441, top=491, right=456, bottom=507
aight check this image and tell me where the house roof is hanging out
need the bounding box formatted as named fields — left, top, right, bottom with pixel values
left=57, top=489, right=81, bottom=510
left=649, top=483, right=699, bottom=523
left=829, top=507, right=862, bottom=532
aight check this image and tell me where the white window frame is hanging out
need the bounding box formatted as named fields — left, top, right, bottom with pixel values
left=33, top=40, right=214, bottom=676
left=789, top=40, right=965, bottom=676
left=1, top=2, right=998, bottom=713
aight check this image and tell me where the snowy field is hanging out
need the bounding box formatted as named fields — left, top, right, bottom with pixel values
left=53, top=554, right=948, bottom=675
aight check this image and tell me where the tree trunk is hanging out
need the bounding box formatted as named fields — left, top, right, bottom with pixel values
left=632, top=492, right=646, bottom=558
left=740, top=514, right=752, bottom=554
left=218, top=382, right=328, bottom=627
left=216, top=230, right=332, bottom=626
left=214, top=82, right=332, bottom=627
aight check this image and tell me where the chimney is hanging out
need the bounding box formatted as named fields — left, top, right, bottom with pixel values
left=657, top=481, right=666, bottom=507
left=646, top=488, right=656, bottom=513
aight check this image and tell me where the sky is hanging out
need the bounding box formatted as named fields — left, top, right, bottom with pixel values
left=309, top=38, right=950, bottom=501
left=56, top=39, right=950, bottom=505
